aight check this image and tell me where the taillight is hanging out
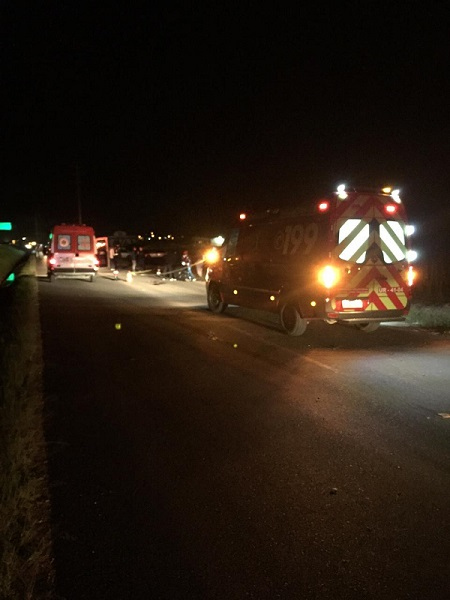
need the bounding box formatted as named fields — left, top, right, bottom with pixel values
left=318, top=265, right=340, bottom=289
left=49, top=257, right=56, bottom=265
left=318, top=200, right=329, bottom=212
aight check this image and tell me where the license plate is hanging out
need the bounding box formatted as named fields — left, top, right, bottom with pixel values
left=342, top=299, right=363, bottom=309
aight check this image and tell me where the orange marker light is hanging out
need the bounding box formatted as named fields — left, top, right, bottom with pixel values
left=407, top=266, right=416, bottom=287
left=318, top=265, right=340, bottom=289
left=204, top=247, right=219, bottom=264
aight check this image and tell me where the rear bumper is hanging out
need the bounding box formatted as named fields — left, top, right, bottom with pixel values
left=49, top=268, right=97, bottom=278
left=328, top=308, right=408, bottom=323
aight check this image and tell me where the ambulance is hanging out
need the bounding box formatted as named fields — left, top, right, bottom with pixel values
left=206, top=186, right=415, bottom=335
left=47, top=224, right=99, bottom=281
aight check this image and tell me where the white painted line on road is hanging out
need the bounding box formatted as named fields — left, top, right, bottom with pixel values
left=302, top=356, right=339, bottom=373
left=221, top=322, right=339, bottom=373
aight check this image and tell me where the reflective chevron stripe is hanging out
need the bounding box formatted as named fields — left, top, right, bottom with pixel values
left=326, top=191, right=412, bottom=317
left=341, top=265, right=408, bottom=311
left=337, top=219, right=369, bottom=263
left=379, top=221, right=406, bottom=262
left=337, top=218, right=406, bottom=265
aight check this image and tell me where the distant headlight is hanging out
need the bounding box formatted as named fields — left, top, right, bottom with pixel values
left=406, top=250, right=418, bottom=262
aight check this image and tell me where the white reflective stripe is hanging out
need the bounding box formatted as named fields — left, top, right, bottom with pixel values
left=338, top=218, right=361, bottom=241
left=338, top=220, right=369, bottom=263
left=380, top=222, right=406, bottom=262
left=387, top=221, right=405, bottom=246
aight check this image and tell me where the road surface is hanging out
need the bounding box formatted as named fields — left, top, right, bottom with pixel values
left=37, top=266, right=450, bottom=600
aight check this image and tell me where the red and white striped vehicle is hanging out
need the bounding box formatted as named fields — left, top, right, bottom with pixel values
left=206, top=185, right=416, bottom=335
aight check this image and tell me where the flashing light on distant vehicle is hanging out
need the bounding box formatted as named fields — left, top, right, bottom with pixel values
left=318, top=200, right=329, bottom=212
left=211, top=235, right=225, bottom=247
left=239, top=213, right=247, bottom=220
left=382, top=187, right=392, bottom=194
left=318, top=265, right=340, bottom=289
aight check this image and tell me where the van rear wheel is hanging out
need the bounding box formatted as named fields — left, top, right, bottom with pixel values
left=280, top=304, right=308, bottom=336
left=207, top=284, right=228, bottom=314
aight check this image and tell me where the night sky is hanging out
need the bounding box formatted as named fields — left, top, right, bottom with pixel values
left=3, top=2, right=450, bottom=242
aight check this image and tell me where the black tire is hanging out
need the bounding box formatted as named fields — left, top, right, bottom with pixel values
left=357, top=322, right=380, bottom=333
left=280, top=303, right=308, bottom=336
left=207, top=284, right=228, bottom=314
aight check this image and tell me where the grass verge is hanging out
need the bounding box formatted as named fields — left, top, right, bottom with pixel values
left=0, top=258, right=55, bottom=599
left=406, top=302, right=450, bottom=332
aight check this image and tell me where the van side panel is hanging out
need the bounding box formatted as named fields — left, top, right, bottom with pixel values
left=221, top=215, right=330, bottom=312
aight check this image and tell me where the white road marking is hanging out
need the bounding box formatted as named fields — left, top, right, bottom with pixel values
left=220, top=322, right=339, bottom=373
left=302, top=356, right=339, bottom=373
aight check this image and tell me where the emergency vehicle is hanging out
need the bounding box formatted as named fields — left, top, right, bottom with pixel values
left=47, top=224, right=99, bottom=281
left=206, top=186, right=415, bottom=335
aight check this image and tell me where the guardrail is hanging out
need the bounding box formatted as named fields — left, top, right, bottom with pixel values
left=0, top=244, right=29, bottom=287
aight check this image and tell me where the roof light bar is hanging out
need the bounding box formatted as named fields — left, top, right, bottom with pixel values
left=336, top=184, right=348, bottom=200
left=391, top=189, right=401, bottom=203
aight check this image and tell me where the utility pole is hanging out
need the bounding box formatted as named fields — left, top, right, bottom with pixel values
left=76, top=163, right=82, bottom=224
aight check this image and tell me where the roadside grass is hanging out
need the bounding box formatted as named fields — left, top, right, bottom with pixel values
left=0, top=260, right=54, bottom=599
left=406, top=302, right=450, bottom=332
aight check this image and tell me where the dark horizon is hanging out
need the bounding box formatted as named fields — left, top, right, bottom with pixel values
left=4, top=4, right=450, bottom=241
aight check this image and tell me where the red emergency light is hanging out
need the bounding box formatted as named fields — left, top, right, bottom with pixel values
left=384, top=203, right=397, bottom=215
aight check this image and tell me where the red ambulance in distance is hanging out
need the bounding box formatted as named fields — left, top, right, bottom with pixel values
left=47, top=224, right=99, bottom=282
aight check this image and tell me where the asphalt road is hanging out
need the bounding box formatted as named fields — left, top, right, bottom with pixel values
left=37, top=266, right=450, bottom=600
